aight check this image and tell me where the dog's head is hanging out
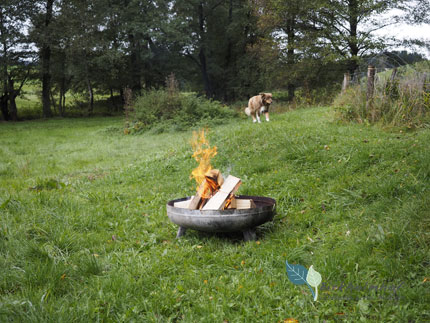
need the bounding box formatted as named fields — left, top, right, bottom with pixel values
left=260, top=93, right=273, bottom=106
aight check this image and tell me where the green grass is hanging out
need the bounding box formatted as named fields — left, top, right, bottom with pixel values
left=1, top=108, right=429, bottom=321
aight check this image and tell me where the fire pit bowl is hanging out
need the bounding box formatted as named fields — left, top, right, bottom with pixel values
left=166, top=195, right=276, bottom=241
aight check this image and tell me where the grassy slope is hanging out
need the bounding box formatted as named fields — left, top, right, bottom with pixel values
left=0, top=108, right=429, bottom=322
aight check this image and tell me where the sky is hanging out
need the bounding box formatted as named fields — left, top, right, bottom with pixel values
left=372, top=7, right=430, bottom=57
left=376, top=24, right=430, bottom=57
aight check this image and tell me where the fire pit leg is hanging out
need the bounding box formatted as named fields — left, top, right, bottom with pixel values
left=243, top=228, right=257, bottom=241
left=176, top=226, right=187, bottom=238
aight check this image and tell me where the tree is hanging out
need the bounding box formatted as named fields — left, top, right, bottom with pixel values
left=107, top=0, right=172, bottom=93
left=254, top=0, right=323, bottom=100
left=28, top=0, right=59, bottom=118
left=172, top=0, right=261, bottom=100
left=314, top=0, right=404, bottom=75
left=33, top=0, right=56, bottom=118
left=0, top=0, right=34, bottom=121
left=254, top=0, right=408, bottom=99
left=56, top=0, right=105, bottom=115
left=406, top=0, right=430, bottom=24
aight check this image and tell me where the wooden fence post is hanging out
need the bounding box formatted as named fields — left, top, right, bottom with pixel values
left=341, top=72, right=351, bottom=93
left=390, top=67, right=398, bottom=83
left=366, top=65, right=376, bottom=122
left=385, top=67, right=398, bottom=96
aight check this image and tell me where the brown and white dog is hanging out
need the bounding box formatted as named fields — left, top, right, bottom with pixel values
left=244, top=93, right=273, bottom=123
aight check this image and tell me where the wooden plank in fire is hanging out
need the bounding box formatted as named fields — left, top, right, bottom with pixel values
left=188, top=169, right=224, bottom=210
left=228, top=198, right=256, bottom=209
left=187, top=182, right=204, bottom=209
left=178, top=196, right=255, bottom=209
left=174, top=197, right=193, bottom=208
left=202, top=175, right=241, bottom=210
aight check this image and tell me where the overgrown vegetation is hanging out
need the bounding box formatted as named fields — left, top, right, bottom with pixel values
left=124, top=87, right=238, bottom=134
left=334, top=61, right=430, bottom=128
left=1, top=108, right=429, bottom=321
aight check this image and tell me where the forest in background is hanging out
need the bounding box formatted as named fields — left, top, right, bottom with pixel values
left=1, top=0, right=429, bottom=121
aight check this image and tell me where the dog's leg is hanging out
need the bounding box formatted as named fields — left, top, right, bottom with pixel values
left=264, top=112, right=270, bottom=122
left=256, top=110, right=261, bottom=123
left=250, top=110, right=259, bottom=123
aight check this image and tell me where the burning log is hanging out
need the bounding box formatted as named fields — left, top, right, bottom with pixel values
left=200, top=169, right=224, bottom=198
left=186, top=170, right=249, bottom=211
left=202, top=175, right=241, bottom=210
left=188, top=169, right=224, bottom=209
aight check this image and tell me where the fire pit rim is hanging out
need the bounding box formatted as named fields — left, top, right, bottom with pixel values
left=166, top=195, right=276, bottom=238
left=166, top=195, right=276, bottom=216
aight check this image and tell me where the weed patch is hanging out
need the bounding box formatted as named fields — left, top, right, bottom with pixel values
left=334, top=61, right=430, bottom=128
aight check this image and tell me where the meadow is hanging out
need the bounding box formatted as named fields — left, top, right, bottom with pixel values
left=1, top=107, right=429, bottom=322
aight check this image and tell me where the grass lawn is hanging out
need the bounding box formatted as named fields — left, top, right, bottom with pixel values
left=0, top=108, right=429, bottom=322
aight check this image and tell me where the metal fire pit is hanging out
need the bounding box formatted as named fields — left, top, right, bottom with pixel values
left=166, top=195, right=276, bottom=241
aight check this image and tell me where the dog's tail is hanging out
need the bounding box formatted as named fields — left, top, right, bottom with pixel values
left=244, top=107, right=251, bottom=116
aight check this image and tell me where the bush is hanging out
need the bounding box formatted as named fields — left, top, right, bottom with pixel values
left=125, top=90, right=238, bottom=134
left=333, top=87, right=367, bottom=123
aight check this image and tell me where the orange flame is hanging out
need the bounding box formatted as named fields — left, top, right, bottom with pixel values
left=190, top=129, right=217, bottom=190
left=200, top=172, right=220, bottom=199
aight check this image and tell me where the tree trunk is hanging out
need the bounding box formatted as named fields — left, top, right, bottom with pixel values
left=199, top=48, right=214, bottom=98
left=58, top=92, right=63, bottom=116
left=87, top=77, right=94, bottom=115
left=41, top=0, right=54, bottom=118
left=9, top=93, right=17, bottom=121
left=1, top=8, right=9, bottom=121
left=1, top=30, right=9, bottom=119
left=223, top=0, right=233, bottom=101
left=7, top=78, right=17, bottom=121
left=347, top=0, right=359, bottom=75
left=120, top=87, right=125, bottom=106
left=58, top=81, right=64, bottom=117
left=81, top=49, right=94, bottom=115
left=6, top=70, right=29, bottom=121
left=110, top=88, right=118, bottom=111
left=286, top=14, right=296, bottom=101
left=128, top=33, right=141, bottom=93
left=50, top=89, right=57, bottom=113
left=0, top=94, right=9, bottom=121
left=198, top=2, right=213, bottom=98
left=62, top=94, right=66, bottom=112
left=57, top=53, right=67, bottom=117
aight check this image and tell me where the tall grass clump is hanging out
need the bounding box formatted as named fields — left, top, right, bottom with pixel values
left=334, top=61, right=430, bottom=128
left=125, top=74, right=237, bottom=134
